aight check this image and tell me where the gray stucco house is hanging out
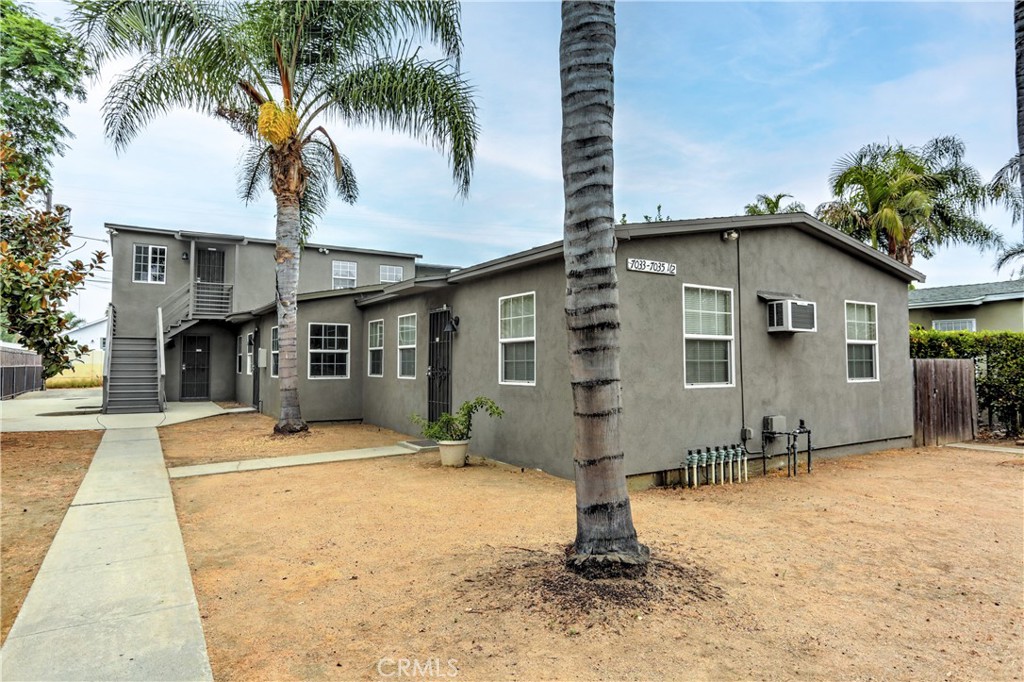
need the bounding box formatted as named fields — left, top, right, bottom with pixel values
left=105, top=214, right=923, bottom=482
left=909, top=280, right=1024, bottom=332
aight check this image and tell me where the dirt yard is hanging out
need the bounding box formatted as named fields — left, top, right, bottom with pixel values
left=159, top=413, right=412, bottom=467
left=171, top=440, right=1024, bottom=681
left=0, top=430, right=102, bottom=643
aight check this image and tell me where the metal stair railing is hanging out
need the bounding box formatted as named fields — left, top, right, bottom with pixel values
left=101, top=303, right=116, bottom=412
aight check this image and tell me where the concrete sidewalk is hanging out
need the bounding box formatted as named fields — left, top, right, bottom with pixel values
left=1, top=427, right=213, bottom=681
left=0, top=388, right=247, bottom=432
left=168, top=442, right=429, bottom=478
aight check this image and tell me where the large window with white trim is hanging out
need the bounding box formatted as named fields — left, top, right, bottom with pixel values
left=499, top=292, right=536, bottom=385
left=308, top=323, right=349, bottom=378
left=379, top=265, right=404, bottom=283
left=332, top=260, right=357, bottom=289
left=932, top=318, right=976, bottom=332
left=398, top=314, right=416, bottom=379
left=270, top=326, right=279, bottom=377
left=846, top=301, right=878, bottom=381
left=368, top=319, right=384, bottom=377
left=133, top=244, right=167, bottom=283
left=683, top=285, right=734, bottom=387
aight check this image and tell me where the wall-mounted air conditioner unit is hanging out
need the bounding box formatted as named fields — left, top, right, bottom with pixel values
left=767, top=299, right=817, bottom=333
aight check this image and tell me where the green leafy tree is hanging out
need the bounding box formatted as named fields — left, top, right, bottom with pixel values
left=816, top=136, right=1002, bottom=267
left=744, top=192, right=805, bottom=215
left=0, top=133, right=106, bottom=377
left=0, top=0, right=91, bottom=183
left=560, top=0, right=648, bottom=577
left=73, top=0, right=478, bottom=433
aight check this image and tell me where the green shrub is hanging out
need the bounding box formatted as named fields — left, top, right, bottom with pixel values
left=411, top=397, right=504, bottom=441
left=909, top=328, right=1024, bottom=434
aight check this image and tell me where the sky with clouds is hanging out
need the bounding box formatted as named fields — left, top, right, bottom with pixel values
left=31, top=1, right=1018, bottom=323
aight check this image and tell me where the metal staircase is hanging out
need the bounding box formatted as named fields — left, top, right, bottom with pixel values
left=104, top=336, right=161, bottom=413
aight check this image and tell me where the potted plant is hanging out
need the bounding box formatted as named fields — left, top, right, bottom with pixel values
left=412, top=397, right=504, bottom=467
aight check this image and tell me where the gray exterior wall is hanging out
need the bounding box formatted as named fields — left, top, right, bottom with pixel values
left=909, top=300, right=1024, bottom=332
left=361, top=225, right=914, bottom=479
left=616, top=226, right=913, bottom=476
left=162, top=323, right=237, bottom=402
left=253, top=295, right=366, bottom=422
left=109, top=226, right=416, bottom=337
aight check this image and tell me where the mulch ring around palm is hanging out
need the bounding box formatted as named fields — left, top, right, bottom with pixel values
left=455, top=543, right=723, bottom=630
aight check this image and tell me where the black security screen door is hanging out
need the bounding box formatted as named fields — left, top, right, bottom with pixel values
left=427, top=308, right=453, bottom=422
left=181, top=335, right=210, bottom=400
left=196, top=248, right=225, bottom=282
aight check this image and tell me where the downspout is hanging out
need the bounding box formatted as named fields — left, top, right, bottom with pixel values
left=736, top=231, right=746, bottom=447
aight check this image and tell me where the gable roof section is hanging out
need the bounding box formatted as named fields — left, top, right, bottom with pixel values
left=908, top=280, right=1024, bottom=309
left=105, top=223, right=422, bottom=260
left=447, top=213, right=925, bottom=285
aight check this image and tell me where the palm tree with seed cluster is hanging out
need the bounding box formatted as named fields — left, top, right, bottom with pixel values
left=72, top=0, right=478, bottom=433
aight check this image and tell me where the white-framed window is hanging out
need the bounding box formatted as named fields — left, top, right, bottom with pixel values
left=932, top=318, right=976, bottom=332
left=499, top=292, right=536, bottom=385
left=397, top=314, right=416, bottom=379
left=270, top=326, right=279, bottom=377
left=132, top=244, right=167, bottom=283
left=846, top=301, right=878, bottom=382
left=380, top=265, right=404, bottom=283
left=368, top=319, right=384, bottom=377
left=332, top=260, right=357, bottom=289
left=308, top=323, right=349, bottom=379
left=236, top=335, right=243, bottom=374
left=683, top=284, right=734, bottom=387
left=245, top=332, right=253, bottom=375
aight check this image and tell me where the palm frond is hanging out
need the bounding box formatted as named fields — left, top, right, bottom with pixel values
left=237, top=141, right=272, bottom=204
left=327, top=56, right=478, bottom=196
left=995, top=241, right=1024, bottom=276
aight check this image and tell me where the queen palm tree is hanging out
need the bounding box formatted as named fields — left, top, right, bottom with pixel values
left=559, top=0, right=648, bottom=576
left=816, top=136, right=1001, bottom=267
left=71, top=0, right=478, bottom=433
left=743, top=192, right=805, bottom=216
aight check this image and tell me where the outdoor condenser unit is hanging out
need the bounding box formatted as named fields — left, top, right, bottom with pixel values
left=767, top=299, right=817, bottom=333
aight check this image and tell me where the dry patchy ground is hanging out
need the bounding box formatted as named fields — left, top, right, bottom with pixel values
left=170, top=440, right=1024, bottom=681
left=160, top=412, right=411, bottom=467
left=0, top=430, right=101, bottom=643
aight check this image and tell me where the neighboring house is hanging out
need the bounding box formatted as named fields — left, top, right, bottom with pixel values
left=57, top=316, right=109, bottom=380
left=908, top=280, right=1024, bottom=332
left=105, top=214, right=923, bottom=482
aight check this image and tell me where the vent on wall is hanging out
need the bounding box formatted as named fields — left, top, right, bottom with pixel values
left=767, top=300, right=817, bottom=333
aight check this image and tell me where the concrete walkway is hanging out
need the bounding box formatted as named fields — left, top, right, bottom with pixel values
left=946, top=442, right=1024, bottom=455
left=168, top=442, right=427, bottom=479
left=1, top=427, right=214, bottom=681
left=0, top=388, right=251, bottom=432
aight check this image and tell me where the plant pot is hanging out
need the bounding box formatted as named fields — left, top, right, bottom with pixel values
left=438, top=439, right=470, bottom=467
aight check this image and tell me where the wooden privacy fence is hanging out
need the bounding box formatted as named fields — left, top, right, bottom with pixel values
left=913, top=359, right=977, bottom=447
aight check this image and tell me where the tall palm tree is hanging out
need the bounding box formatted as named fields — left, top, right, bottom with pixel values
left=559, top=0, right=648, bottom=576
left=72, top=0, right=478, bottom=433
left=816, top=136, right=1001, bottom=267
left=743, top=192, right=805, bottom=216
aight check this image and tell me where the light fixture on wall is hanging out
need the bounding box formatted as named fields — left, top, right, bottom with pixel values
left=181, top=251, right=189, bottom=261
left=721, top=229, right=739, bottom=242
left=317, top=247, right=330, bottom=254
left=443, top=316, right=460, bottom=334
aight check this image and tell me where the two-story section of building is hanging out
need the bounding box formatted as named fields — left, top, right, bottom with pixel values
left=104, top=223, right=420, bottom=413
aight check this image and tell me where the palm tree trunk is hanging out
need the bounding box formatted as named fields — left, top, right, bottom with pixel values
left=271, top=144, right=308, bottom=434
left=560, top=0, right=648, bottom=577
left=1016, top=0, right=1024, bottom=230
